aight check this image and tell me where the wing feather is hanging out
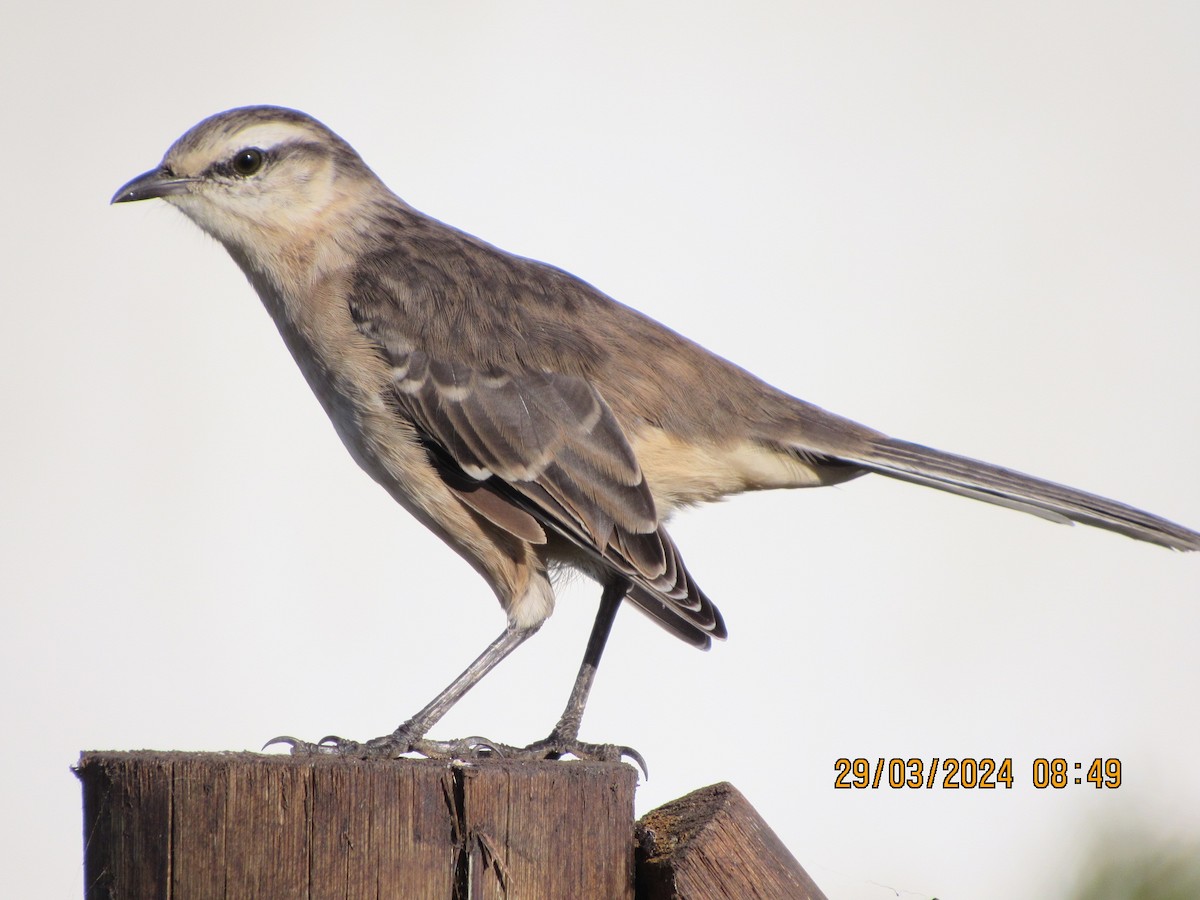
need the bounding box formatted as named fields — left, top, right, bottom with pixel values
left=380, top=345, right=722, bottom=642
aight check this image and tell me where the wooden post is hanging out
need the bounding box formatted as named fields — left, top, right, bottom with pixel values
left=635, top=781, right=828, bottom=899
left=77, top=751, right=637, bottom=900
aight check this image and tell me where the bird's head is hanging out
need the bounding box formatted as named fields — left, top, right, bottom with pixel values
left=112, top=106, right=379, bottom=253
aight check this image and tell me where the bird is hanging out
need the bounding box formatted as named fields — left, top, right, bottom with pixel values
left=112, top=105, right=1199, bottom=765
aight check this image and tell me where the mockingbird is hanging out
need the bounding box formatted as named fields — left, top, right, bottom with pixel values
left=113, top=106, right=1199, bottom=765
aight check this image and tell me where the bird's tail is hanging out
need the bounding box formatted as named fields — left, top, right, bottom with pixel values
left=849, top=437, right=1200, bottom=551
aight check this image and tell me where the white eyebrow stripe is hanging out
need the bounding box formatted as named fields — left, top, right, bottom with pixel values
left=219, top=124, right=316, bottom=154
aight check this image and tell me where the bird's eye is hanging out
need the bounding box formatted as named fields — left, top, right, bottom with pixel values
left=231, top=148, right=264, bottom=176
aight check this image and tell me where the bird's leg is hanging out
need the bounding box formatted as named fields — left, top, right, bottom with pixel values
left=541, top=579, right=626, bottom=744
left=269, top=580, right=645, bottom=771
left=267, top=621, right=540, bottom=758
left=517, top=579, right=647, bottom=774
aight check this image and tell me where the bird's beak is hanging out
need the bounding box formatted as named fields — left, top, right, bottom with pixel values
left=111, top=167, right=197, bottom=204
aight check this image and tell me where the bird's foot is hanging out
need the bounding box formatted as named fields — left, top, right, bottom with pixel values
left=264, top=729, right=525, bottom=761
left=264, top=728, right=646, bottom=775
left=264, top=727, right=436, bottom=759
left=511, top=733, right=648, bottom=778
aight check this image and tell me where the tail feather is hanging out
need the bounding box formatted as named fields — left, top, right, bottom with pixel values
left=854, top=437, right=1200, bottom=551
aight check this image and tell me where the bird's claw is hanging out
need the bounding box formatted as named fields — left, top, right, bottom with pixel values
left=517, top=736, right=649, bottom=778
left=262, top=734, right=334, bottom=755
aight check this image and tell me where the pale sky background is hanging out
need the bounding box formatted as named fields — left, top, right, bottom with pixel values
left=3, top=2, right=1199, bottom=898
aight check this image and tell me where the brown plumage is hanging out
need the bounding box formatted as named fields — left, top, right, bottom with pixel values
left=112, top=105, right=1199, bottom=761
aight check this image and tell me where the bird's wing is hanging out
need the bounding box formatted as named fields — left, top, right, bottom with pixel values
left=387, top=347, right=725, bottom=645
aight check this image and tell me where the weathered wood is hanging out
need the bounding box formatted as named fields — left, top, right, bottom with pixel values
left=77, top=750, right=636, bottom=900
left=459, top=757, right=637, bottom=899
left=635, top=781, right=827, bottom=900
